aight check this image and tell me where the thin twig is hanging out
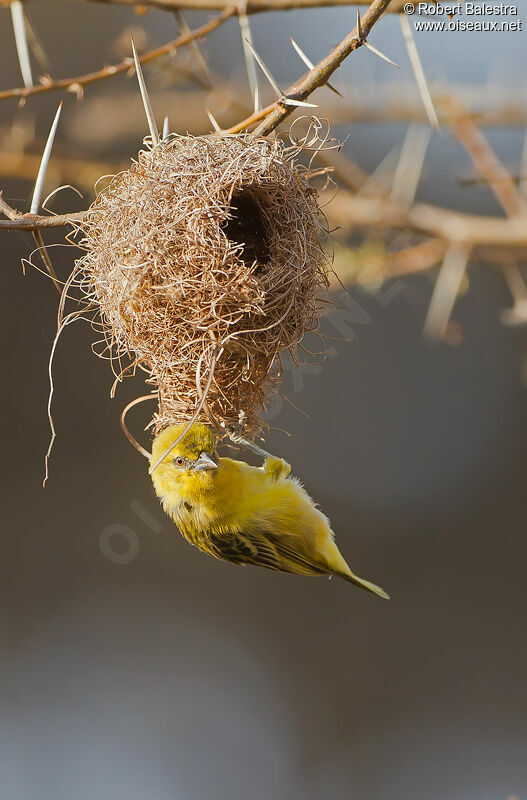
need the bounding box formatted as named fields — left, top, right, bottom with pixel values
left=324, top=187, right=527, bottom=249
left=0, top=206, right=86, bottom=230
left=63, top=0, right=444, bottom=13
left=444, top=97, right=527, bottom=218
left=0, top=7, right=236, bottom=102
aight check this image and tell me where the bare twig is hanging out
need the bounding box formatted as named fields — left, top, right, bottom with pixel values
left=324, top=188, right=527, bottom=249
left=0, top=202, right=85, bottom=230
left=59, top=0, right=444, bottom=13
left=0, top=7, right=236, bottom=102
left=224, top=0, right=392, bottom=134
left=444, top=97, right=527, bottom=218
left=332, top=239, right=448, bottom=284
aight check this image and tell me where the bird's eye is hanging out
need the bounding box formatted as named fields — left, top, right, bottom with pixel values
left=175, top=456, right=184, bottom=467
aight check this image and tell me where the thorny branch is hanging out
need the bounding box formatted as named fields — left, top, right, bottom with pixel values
left=253, top=0, right=394, bottom=136
left=0, top=0, right=392, bottom=232
left=0, top=6, right=236, bottom=101
left=33, top=0, right=442, bottom=12
left=0, top=196, right=85, bottom=229
left=0, top=0, right=525, bottom=296
left=324, top=190, right=527, bottom=250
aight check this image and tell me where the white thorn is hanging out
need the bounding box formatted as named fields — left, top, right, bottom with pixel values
left=239, top=13, right=260, bottom=112
left=400, top=14, right=440, bottom=133
left=282, top=97, right=318, bottom=109
left=290, top=37, right=314, bottom=68
left=424, top=243, right=470, bottom=340
left=11, top=0, right=33, bottom=89
left=501, top=265, right=527, bottom=326
left=244, top=38, right=318, bottom=108
left=356, top=7, right=363, bottom=40
left=23, top=11, right=51, bottom=76
left=130, top=34, right=160, bottom=147
left=162, top=116, right=169, bottom=139
left=362, top=40, right=400, bottom=69
left=391, top=124, right=431, bottom=207
left=243, top=37, right=283, bottom=99
left=358, top=143, right=401, bottom=197
left=356, top=5, right=398, bottom=69
left=290, top=38, right=342, bottom=97
left=30, top=102, right=62, bottom=215
left=174, top=10, right=213, bottom=88
left=206, top=109, right=221, bottom=133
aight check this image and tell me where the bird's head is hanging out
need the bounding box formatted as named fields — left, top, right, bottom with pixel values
left=150, top=422, right=219, bottom=497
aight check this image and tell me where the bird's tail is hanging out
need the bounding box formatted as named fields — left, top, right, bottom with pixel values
left=339, top=568, right=390, bottom=599
left=317, top=531, right=389, bottom=598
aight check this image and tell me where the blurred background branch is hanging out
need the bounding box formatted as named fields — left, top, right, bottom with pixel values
left=0, top=0, right=526, bottom=339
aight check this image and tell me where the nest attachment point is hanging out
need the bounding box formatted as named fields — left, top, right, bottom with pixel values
left=78, top=133, right=328, bottom=435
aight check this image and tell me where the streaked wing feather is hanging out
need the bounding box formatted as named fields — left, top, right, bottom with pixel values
left=209, top=528, right=325, bottom=577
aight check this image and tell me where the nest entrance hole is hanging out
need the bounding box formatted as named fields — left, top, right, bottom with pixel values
left=224, top=190, right=271, bottom=270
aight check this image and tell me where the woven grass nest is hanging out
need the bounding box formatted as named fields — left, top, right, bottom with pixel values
left=78, top=133, right=328, bottom=435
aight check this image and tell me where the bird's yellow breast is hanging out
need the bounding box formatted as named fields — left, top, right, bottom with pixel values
left=152, top=455, right=329, bottom=549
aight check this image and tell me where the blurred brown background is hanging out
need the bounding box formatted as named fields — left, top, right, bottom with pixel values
left=1, top=3, right=526, bottom=798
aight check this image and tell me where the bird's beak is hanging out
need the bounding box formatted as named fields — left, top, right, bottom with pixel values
left=193, top=451, right=218, bottom=472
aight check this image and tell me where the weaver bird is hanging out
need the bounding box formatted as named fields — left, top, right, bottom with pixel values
left=150, top=423, right=388, bottom=598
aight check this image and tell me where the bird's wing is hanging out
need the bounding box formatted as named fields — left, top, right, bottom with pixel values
left=209, top=528, right=325, bottom=577
left=262, top=456, right=291, bottom=482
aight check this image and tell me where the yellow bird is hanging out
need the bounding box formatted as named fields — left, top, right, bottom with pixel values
left=150, top=422, right=389, bottom=598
